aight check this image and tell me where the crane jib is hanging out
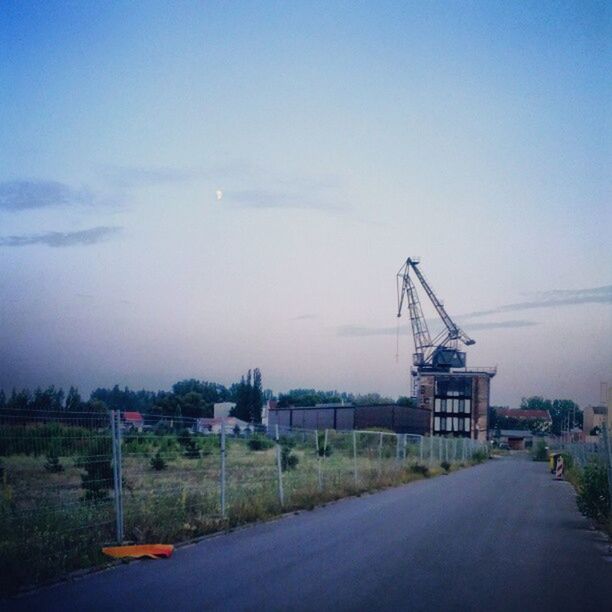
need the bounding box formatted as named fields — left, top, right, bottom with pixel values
left=397, top=258, right=475, bottom=371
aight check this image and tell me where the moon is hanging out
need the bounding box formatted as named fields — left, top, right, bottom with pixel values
left=215, top=189, right=224, bottom=201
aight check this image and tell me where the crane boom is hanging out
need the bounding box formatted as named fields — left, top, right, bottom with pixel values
left=397, top=257, right=475, bottom=371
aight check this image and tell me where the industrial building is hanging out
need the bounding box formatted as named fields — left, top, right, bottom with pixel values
left=268, top=403, right=430, bottom=435
left=396, top=258, right=496, bottom=441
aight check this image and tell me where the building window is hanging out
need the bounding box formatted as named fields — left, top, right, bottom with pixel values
left=434, top=399, right=441, bottom=413
left=464, top=399, right=471, bottom=414
left=434, top=417, right=440, bottom=432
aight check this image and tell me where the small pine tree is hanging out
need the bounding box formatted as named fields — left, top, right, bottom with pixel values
left=150, top=450, right=167, bottom=471
left=77, top=439, right=114, bottom=500
left=44, top=453, right=64, bottom=473
left=281, top=446, right=299, bottom=471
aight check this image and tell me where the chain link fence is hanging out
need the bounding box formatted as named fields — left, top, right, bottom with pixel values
left=0, top=408, right=488, bottom=595
left=555, top=426, right=612, bottom=518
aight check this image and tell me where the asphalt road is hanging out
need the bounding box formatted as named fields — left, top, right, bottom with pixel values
left=8, top=456, right=611, bottom=612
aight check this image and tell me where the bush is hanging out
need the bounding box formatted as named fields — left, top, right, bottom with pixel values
left=248, top=435, right=274, bottom=451
left=576, top=462, right=609, bottom=523
left=281, top=446, right=299, bottom=471
left=76, top=439, right=114, bottom=500
left=410, top=463, right=429, bottom=477
left=440, top=461, right=451, bottom=473
left=177, top=429, right=200, bottom=459
left=44, top=453, right=64, bottom=473
left=316, top=432, right=332, bottom=457
left=471, top=449, right=489, bottom=464
left=150, top=451, right=167, bottom=471
left=532, top=440, right=547, bottom=462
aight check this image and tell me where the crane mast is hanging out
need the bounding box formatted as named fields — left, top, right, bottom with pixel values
left=397, top=257, right=475, bottom=371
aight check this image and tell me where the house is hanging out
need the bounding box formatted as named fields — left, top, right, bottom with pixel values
left=498, top=429, right=535, bottom=450
left=121, top=411, right=144, bottom=431
left=195, top=416, right=251, bottom=435
left=493, top=408, right=552, bottom=434
left=583, top=405, right=608, bottom=435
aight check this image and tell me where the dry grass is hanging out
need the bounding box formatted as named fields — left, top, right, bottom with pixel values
left=0, top=432, right=482, bottom=596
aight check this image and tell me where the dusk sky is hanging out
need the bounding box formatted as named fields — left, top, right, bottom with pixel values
left=1, top=1, right=610, bottom=407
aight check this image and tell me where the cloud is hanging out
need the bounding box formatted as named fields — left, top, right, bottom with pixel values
left=0, top=226, right=121, bottom=248
left=462, top=285, right=612, bottom=319
left=0, top=180, right=92, bottom=212
left=337, top=319, right=538, bottom=337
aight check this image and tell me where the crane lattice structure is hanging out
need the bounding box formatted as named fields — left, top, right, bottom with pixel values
left=397, top=257, right=475, bottom=371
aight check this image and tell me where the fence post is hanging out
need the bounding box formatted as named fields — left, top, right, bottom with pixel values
left=419, top=435, right=423, bottom=463
left=602, top=425, right=612, bottom=513
left=110, top=410, right=124, bottom=544
left=429, top=436, right=433, bottom=466
left=378, top=432, right=383, bottom=475
left=396, top=434, right=401, bottom=463
left=275, top=424, right=284, bottom=507
left=403, top=434, right=407, bottom=461
left=220, top=417, right=226, bottom=519
left=315, top=429, right=322, bottom=491
left=352, top=430, right=358, bottom=487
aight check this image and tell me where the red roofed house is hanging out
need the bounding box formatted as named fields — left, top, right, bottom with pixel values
left=121, top=411, right=144, bottom=431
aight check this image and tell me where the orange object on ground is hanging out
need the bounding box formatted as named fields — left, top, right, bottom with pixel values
left=102, top=544, right=174, bottom=559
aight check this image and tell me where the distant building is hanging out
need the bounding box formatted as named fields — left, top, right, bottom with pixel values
left=213, top=402, right=236, bottom=419
left=498, top=429, right=535, bottom=450
left=494, top=408, right=552, bottom=433
left=583, top=405, right=608, bottom=435
left=261, top=399, right=277, bottom=426
left=196, top=416, right=250, bottom=435
left=121, top=411, right=144, bottom=431
left=268, top=403, right=429, bottom=435
left=415, top=369, right=496, bottom=441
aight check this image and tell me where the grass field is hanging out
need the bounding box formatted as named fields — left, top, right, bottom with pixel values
left=0, top=424, right=487, bottom=596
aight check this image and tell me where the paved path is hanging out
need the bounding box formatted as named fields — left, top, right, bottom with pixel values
left=8, top=456, right=612, bottom=611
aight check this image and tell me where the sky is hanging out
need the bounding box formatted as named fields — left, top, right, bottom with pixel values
left=0, top=1, right=610, bottom=407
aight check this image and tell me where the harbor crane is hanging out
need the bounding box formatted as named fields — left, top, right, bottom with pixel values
left=397, top=257, right=475, bottom=371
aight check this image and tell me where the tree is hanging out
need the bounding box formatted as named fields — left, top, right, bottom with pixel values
left=230, top=368, right=264, bottom=423
left=78, top=439, right=114, bottom=500
left=396, top=396, right=416, bottom=408
left=65, top=386, right=82, bottom=412
left=520, top=396, right=582, bottom=436
left=354, top=393, right=394, bottom=405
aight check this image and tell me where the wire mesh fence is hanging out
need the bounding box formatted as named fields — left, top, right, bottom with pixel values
left=555, top=426, right=612, bottom=517
left=0, top=408, right=488, bottom=595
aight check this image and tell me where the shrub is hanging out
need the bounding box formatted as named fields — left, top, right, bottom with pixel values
left=316, top=432, right=332, bottom=457
left=471, top=449, right=489, bottom=464
left=177, top=429, right=200, bottom=459
left=76, top=439, right=114, bottom=500
left=247, top=435, right=274, bottom=451
left=532, top=440, right=547, bottom=462
left=440, top=461, right=451, bottom=473
left=576, top=462, right=609, bottom=523
left=410, top=463, right=429, bottom=477
left=150, top=451, right=167, bottom=471
left=281, top=446, right=299, bottom=471
left=44, top=452, right=64, bottom=473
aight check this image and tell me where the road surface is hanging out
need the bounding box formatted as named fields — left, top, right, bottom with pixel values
left=7, top=455, right=611, bottom=611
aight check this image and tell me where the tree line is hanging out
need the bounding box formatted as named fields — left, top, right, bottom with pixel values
left=0, top=368, right=267, bottom=423
left=489, top=396, right=583, bottom=436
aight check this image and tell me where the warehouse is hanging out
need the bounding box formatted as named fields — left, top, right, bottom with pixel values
left=267, top=403, right=430, bottom=435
